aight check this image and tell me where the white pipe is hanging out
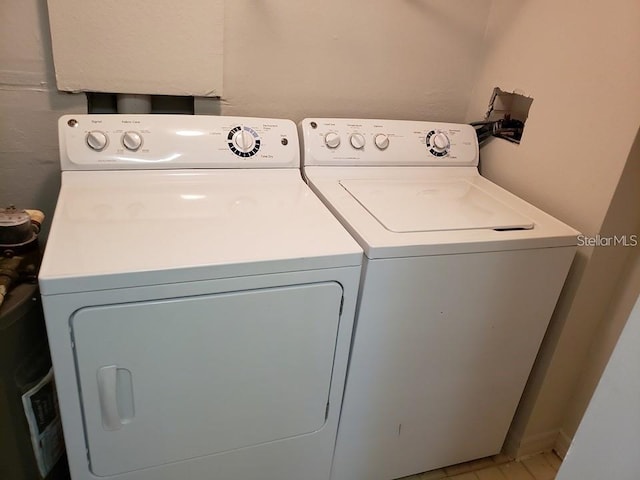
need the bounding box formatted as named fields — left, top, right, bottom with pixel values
left=117, top=94, right=152, bottom=114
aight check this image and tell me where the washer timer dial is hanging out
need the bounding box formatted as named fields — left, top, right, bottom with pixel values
left=227, top=126, right=261, bottom=157
left=425, top=130, right=450, bottom=157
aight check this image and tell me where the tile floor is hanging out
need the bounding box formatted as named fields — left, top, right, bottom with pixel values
left=401, top=451, right=561, bottom=480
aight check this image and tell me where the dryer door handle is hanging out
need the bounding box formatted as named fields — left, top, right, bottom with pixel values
left=97, top=365, right=122, bottom=431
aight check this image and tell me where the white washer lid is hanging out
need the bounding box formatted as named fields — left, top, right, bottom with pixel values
left=339, top=178, right=534, bottom=232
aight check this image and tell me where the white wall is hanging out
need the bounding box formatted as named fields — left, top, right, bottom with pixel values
left=221, top=0, right=491, bottom=122
left=557, top=130, right=640, bottom=453
left=465, top=0, right=640, bottom=455
left=46, top=0, right=492, bottom=121
left=555, top=291, right=640, bottom=480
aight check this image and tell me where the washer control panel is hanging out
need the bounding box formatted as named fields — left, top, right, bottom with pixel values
left=60, top=115, right=298, bottom=170
left=301, top=118, right=478, bottom=167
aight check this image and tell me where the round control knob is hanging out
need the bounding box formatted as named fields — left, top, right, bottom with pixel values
left=122, top=131, right=143, bottom=151
left=349, top=133, right=366, bottom=150
left=432, top=132, right=450, bottom=151
left=324, top=132, right=341, bottom=149
left=86, top=131, right=108, bottom=151
left=227, top=126, right=261, bottom=157
left=374, top=133, right=390, bottom=150
left=233, top=130, right=256, bottom=153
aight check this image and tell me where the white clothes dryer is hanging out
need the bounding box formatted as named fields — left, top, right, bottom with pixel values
left=39, top=115, right=363, bottom=480
left=301, top=118, right=579, bottom=480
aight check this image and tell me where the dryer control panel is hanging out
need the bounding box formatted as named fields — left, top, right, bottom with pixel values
left=301, top=118, right=479, bottom=167
left=59, top=115, right=299, bottom=171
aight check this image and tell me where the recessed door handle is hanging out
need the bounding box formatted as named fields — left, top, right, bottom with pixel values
left=97, top=365, right=122, bottom=431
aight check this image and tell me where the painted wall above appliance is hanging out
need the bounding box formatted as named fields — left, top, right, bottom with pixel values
left=46, top=0, right=223, bottom=96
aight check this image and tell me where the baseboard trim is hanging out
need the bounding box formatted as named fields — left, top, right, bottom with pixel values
left=553, top=429, right=572, bottom=459
left=503, top=429, right=560, bottom=459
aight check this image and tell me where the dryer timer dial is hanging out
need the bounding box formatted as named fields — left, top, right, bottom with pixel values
left=227, top=126, right=261, bottom=157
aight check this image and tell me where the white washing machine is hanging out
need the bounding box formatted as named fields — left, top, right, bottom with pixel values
left=301, top=118, right=579, bottom=480
left=39, top=115, right=363, bottom=480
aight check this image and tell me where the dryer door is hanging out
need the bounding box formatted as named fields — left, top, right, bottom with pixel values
left=71, top=282, right=343, bottom=477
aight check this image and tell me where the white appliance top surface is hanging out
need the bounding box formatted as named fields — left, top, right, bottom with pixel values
left=39, top=169, right=362, bottom=295
left=339, top=178, right=534, bottom=232
left=42, top=115, right=361, bottom=295
left=305, top=166, right=579, bottom=258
